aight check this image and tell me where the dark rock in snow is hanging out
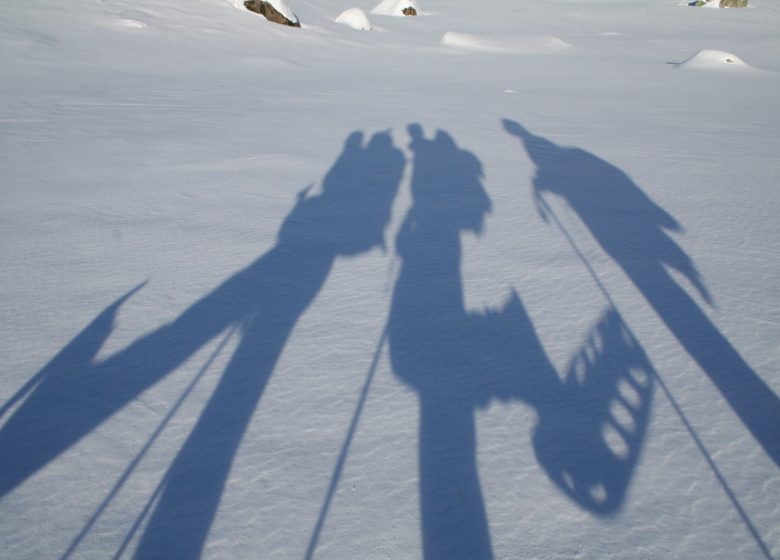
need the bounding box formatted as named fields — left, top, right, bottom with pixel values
left=692, top=0, right=747, bottom=6
left=402, top=6, right=418, bottom=16
left=244, top=0, right=301, bottom=27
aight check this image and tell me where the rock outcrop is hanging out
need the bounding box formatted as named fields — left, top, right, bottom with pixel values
left=693, top=0, right=747, bottom=7
left=372, top=0, right=419, bottom=17
left=244, top=0, right=301, bottom=27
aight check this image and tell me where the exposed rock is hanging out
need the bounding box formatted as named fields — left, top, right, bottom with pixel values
left=244, top=0, right=300, bottom=27
left=692, top=0, right=747, bottom=6
left=372, top=0, right=419, bottom=17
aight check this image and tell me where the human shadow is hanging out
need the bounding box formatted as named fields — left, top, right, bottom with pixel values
left=503, top=119, right=780, bottom=468
left=0, top=130, right=404, bottom=559
left=386, top=125, right=654, bottom=560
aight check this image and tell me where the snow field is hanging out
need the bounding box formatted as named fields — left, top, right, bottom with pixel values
left=1, top=1, right=779, bottom=559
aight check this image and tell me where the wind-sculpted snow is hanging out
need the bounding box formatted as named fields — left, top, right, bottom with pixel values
left=441, top=32, right=572, bottom=55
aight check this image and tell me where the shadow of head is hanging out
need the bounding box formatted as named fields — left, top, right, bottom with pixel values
left=406, top=123, right=492, bottom=235
left=279, top=130, right=405, bottom=257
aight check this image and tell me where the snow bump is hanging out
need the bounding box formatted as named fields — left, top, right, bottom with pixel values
left=441, top=32, right=572, bottom=55
left=676, top=49, right=757, bottom=71
left=335, top=8, right=372, bottom=31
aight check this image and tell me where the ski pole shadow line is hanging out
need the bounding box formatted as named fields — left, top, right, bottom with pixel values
left=383, top=124, right=654, bottom=560
left=503, top=118, right=780, bottom=468
left=0, top=130, right=405, bottom=560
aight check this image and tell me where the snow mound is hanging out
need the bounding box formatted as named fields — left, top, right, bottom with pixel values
left=372, top=0, right=418, bottom=16
left=336, top=8, right=372, bottom=30
left=441, top=32, right=572, bottom=54
left=676, top=49, right=754, bottom=71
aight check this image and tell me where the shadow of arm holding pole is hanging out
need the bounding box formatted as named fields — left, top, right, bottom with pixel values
left=503, top=119, right=780, bottom=468
left=0, top=130, right=405, bottom=560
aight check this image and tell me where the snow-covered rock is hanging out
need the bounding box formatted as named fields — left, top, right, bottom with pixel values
left=372, top=0, right=418, bottom=17
left=244, top=0, right=300, bottom=27
left=692, top=0, right=747, bottom=7
left=335, top=8, right=372, bottom=30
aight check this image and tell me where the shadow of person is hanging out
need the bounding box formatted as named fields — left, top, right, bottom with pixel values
left=387, top=125, right=656, bottom=560
left=503, top=119, right=780, bottom=468
left=0, top=130, right=404, bottom=559
left=388, top=124, right=497, bottom=560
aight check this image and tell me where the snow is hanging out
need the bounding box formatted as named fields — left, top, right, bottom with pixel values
left=336, top=8, right=373, bottom=31
left=676, top=49, right=755, bottom=70
left=441, top=32, right=573, bottom=54
left=1, top=0, right=779, bottom=559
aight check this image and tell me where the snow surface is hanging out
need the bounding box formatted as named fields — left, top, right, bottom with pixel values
left=1, top=1, right=779, bottom=559
left=441, top=32, right=573, bottom=54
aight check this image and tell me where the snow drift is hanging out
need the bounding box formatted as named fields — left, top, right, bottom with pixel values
left=441, top=32, right=572, bottom=54
left=336, top=8, right=372, bottom=30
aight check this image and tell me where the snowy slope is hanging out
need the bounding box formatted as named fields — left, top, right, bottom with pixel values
left=1, top=1, right=779, bottom=559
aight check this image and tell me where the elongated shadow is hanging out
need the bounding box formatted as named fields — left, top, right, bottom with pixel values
left=0, top=130, right=404, bottom=559
left=385, top=125, right=654, bottom=560
left=388, top=124, right=497, bottom=560
left=503, top=119, right=780, bottom=467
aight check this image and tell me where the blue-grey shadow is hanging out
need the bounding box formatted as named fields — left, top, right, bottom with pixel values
left=0, top=130, right=405, bottom=559
left=386, top=124, right=654, bottom=560
left=503, top=118, right=780, bottom=468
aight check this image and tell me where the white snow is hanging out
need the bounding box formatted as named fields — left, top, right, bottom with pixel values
left=1, top=1, right=779, bottom=560
left=371, top=0, right=419, bottom=17
left=441, top=32, right=572, bottom=54
left=677, top=49, right=755, bottom=70
left=336, top=8, right=372, bottom=31
left=115, top=18, right=149, bottom=29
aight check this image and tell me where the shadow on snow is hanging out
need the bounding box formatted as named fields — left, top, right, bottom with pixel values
left=387, top=124, right=654, bottom=560
left=0, top=129, right=404, bottom=559
left=504, top=119, right=780, bottom=470
left=2, top=121, right=771, bottom=560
